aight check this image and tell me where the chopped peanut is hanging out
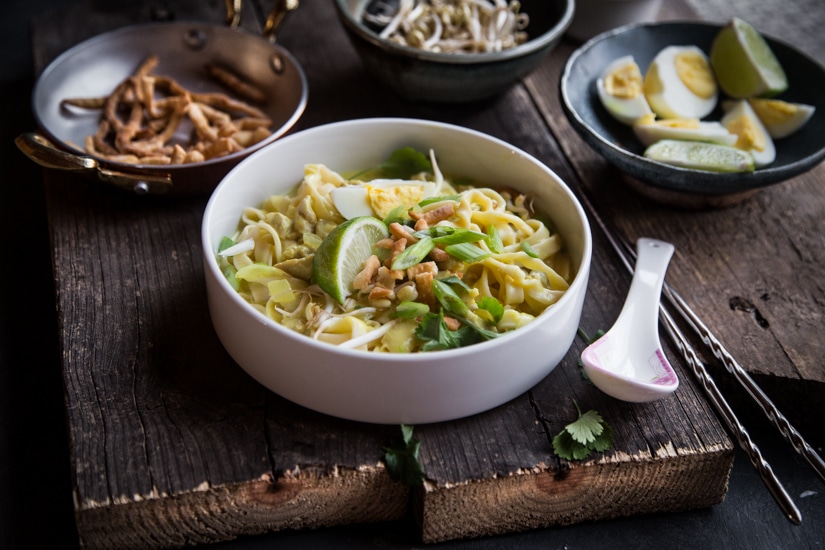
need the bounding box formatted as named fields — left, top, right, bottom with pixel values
left=415, top=272, right=435, bottom=309
left=443, top=316, right=462, bottom=331
left=368, top=286, right=394, bottom=302
left=428, top=247, right=450, bottom=262
left=406, top=261, right=438, bottom=281
left=389, top=222, right=418, bottom=243
left=410, top=203, right=456, bottom=226
left=376, top=266, right=396, bottom=290
left=352, top=255, right=380, bottom=290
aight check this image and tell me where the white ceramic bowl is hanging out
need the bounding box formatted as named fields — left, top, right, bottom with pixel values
left=202, top=118, right=592, bottom=424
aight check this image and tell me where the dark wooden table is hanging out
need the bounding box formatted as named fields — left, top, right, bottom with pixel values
left=2, top=0, right=824, bottom=549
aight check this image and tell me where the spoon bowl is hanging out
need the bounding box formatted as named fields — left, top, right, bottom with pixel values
left=582, top=238, right=679, bottom=402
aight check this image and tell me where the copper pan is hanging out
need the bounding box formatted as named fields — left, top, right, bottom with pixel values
left=16, top=0, right=307, bottom=196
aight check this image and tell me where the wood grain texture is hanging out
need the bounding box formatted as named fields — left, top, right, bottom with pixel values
left=37, top=0, right=811, bottom=547
left=525, top=2, right=825, bottom=444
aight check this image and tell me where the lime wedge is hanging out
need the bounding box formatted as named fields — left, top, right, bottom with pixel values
left=710, top=17, right=788, bottom=98
left=313, top=216, right=389, bottom=304
left=644, top=139, right=755, bottom=173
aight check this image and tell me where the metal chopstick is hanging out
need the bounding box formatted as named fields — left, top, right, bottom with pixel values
left=615, top=231, right=825, bottom=486
left=575, top=187, right=802, bottom=524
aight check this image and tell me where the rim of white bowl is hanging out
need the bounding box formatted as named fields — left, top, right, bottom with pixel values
left=202, top=117, right=593, bottom=362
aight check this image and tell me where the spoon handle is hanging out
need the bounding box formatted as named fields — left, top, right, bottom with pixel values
left=575, top=187, right=803, bottom=524
left=624, top=238, right=674, bottom=333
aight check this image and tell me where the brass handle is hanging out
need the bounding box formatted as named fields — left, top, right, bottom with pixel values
left=16, top=132, right=173, bottom=195
left=226, top=0, right=299, bottom=42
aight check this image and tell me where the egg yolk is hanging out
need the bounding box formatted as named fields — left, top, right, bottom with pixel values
left=647, top=118, right=701, bottom=129
left=367, top=185, right=426, bottom=218
left=604, top=62, right=644, bottom=99
left=747, top=98, right=798, bottom=126
left=726, top=114, right=767, bottom=152
left=674, top=50, right=717, bottom=99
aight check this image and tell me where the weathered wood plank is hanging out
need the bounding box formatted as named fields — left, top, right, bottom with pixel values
left=35, top=0, right=737, bottom=548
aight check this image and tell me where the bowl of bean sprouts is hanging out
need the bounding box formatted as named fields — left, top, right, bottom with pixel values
left=334, top=0, right=575, bottom=103
left=202, top=118, right=592, bottom=424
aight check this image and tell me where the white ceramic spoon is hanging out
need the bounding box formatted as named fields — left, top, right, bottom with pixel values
left=581, top=237, right=679, bottom=402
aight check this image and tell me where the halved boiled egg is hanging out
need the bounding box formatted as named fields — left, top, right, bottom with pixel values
left=331, top=179, right=438, bottom=220
left=747, top=98, right=816, bottom=139
left=644, top=45, right=718, bottom=120
left=596, top=55, right=654, bottom=125
left=633, top=116, right=738, bottom=147
left=721, top=99, right=776, bottom=168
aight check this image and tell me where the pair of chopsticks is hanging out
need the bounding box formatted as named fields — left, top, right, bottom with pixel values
left=575, top=186, right=825, bottom=525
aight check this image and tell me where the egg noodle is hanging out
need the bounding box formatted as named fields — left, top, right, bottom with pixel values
left=217, top=149, right=571, bottom=353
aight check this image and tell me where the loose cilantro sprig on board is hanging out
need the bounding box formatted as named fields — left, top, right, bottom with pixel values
left=383, top=424, right=425, bottom=486
left=552, top=401, right=614, bottom=461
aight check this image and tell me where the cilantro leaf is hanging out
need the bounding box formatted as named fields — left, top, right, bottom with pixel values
left=350, top=147, right=432, bottom=181
left=415, top=311, right=492, bottom=351
left=416, top=311, right=465, bottom=351
left=383, top=424, right=425, bottom=486
left=566, top=409, right=605, bottom=445
left=382, top=147, right=432, bottom=179
left=552, top=402, right=614, bottom=461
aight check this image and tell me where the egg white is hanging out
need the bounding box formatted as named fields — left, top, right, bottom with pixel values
left=721, top=99, right=776, bottom=168
left=596, top=55, right=654, bottom=126
left=633, top=119, right=737, bottom=147
left=331, top=179, right=438, bottom=220
left=644, top=45, right=718, bottom=120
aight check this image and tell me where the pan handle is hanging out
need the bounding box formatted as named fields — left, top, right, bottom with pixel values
left=226, top=0, right=299, bottom=42
left=16, top=132, right=173, bottom=195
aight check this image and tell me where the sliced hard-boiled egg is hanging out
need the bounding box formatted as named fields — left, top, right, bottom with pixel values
left=747, top=98, right=816, bottom=139
left=596, top=55, right=654, bottom=125
left=644, top=45, right=718, bottom=120
left=331, top=179, right=438, bottom=220
left=721, top=99, right=776, bottom=168
left=633, top=116, right=738, bottom=147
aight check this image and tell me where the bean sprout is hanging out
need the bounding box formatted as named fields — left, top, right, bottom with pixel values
left=364, top=0, right=529, bottom=53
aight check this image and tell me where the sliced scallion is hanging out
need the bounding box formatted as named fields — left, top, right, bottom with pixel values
left=445, top=242, right=491, bottom=263
left=433, top=279, right=469, bottom=317
left=391, top=236, right=435, bottom=270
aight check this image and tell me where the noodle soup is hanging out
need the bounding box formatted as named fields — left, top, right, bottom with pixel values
left=217, top=148, right=571, bottom=353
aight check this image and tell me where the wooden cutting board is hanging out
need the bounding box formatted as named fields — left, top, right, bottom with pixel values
left=29, top=1, right=771, bottom=548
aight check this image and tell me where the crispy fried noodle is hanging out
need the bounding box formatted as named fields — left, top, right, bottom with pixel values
left=60, top=55, right=274, bottom=165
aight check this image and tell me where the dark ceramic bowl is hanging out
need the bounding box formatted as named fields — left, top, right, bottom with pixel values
left=334, top=0, right=574, bottom=103
left=561, top=21, right=825, bottom=208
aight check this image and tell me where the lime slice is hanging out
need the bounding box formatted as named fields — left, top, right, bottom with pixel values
left=313, top=216, right=389, bottom=304
left=710, top=17, right=788, bottom=99
left=644, top=139, right=755, bottom=173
